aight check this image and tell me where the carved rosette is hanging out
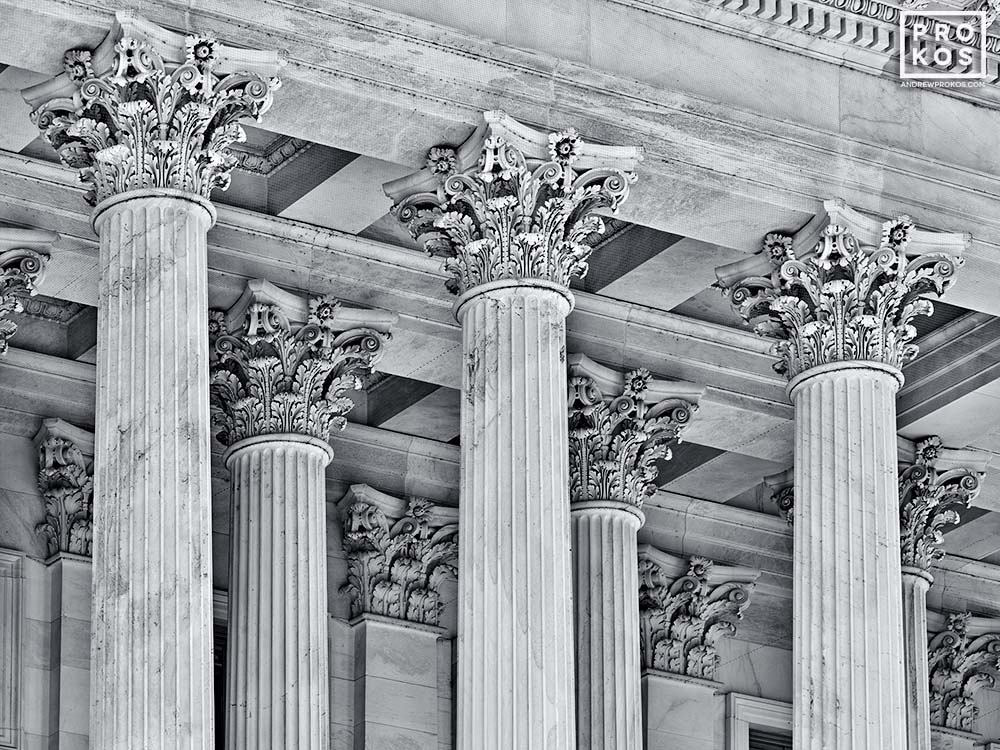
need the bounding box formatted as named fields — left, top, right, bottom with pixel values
left=36, top=434, right=94, bottom=557
left=900, top=436, right=982, bottom=573
left=637, top=547, right=757, bottom=681
left=339, top=487, right=458, bottom=627
left=928, top=612, right=1000, bottom=732
left=0, top=247, right=48, bottom=356
left=210, top=294, right=389, bottom=445
left=568, top=368, right=697, bottom=508
left=724, top=218, right=962, bottom=378
left=386, top=111, right=640, bottom=296
left=27, top=19, right=280, bottom=205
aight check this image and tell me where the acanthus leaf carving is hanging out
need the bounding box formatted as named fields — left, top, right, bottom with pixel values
left=34, top=422, right=94, bottom=557
left=928, top=612, right=1000, bottom=732
left=900, top=436, right=983, bottom=572
left=568, top=355, right=701, bottom=509
left=0, top=245, right=49, bottom=356
left=338, top=485, right=458, bottom=627
left=385, top=111, right=641, bottom=296
left=638, top=545, right=758, bottom=681
left=721, top=210, right=964, bottom=379
left=209, top=281, right=393, bottom=445
left=26, top=14, right=281, bottom=206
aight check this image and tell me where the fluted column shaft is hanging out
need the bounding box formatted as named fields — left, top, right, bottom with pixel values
left=902, top=569, right=933, bottom=750
left=790, top=362, right=906, bottom=750
left=456, top=279, right=576, bottom=749
left=224, top=434, right=332, bottom=750
left=91, top=190, right=215, bottom=750
left=572, top=501, right=644, bottom=749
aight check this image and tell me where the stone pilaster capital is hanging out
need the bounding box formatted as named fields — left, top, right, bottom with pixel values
left=384, top=110, right=642, bottom=296
left=716, top=200, right=968, bottom=380
left=637, top=544, right=759, bottom=681
left=337, top=484, right=458, bottom=627
left=899, top=435, right=986, bottom=572
left=0, top=229, right=57, bottom=357
left=567, top=353, right=702, bottom=510
left=209, top=279, right=396, bottom=445
left=927, top=610, right=1000, bottom=732
left=763, top=469, right=794, bottom=525
left=33, top=418, right=94, bottom=557
left=23, top=11, right=282, bottom=206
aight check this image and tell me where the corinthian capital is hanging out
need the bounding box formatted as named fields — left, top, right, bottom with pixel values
left=0, top=229, right=56, bottom=356
left=23, top=12, right=282, bottom=206
left=716, top=200, right=968, bottom=379
left=637, top=544, right=759, bottom=681
left=384, top=110, right=642, bottom=296
left=928, top=610, right=1000, bottom=732
left=900, top=436, right=985, bottom=574
left=567, top=354, right=702, bottom=509
left=209, top=279, right=395, bottom=445
left=33, top=419, right=95, bottom=557
left=764, top=469, right=794, bottom=525
left=337, top=484, right=458, bottom=627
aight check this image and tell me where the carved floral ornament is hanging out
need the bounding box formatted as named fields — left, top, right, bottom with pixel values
left=0, top=244, right=49, bottom=357
left=567, top=354, right=702, bottom=509
left=637, top=545, right=758, bottom=682
left=209, top=280, right=393, bottom=445
left=34, top=420, right=95, bottom=558
left=24, top=13, right=282, bottom=206
left=928, top=612, right=1000, bottom=732
left=900, top=436, right=983, bottom=573
left=720, top=206, right=965, bottom=379
left=338, top=485, right=458, bottom=627
left=385, top=111, right=642, bottom=296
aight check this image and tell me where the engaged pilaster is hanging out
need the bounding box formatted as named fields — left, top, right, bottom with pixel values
left=24, top=16, right=281, bottom=748
left=338, top=484, right=458, bottom=748
left=898, top=437, right=984, bottom=750
left=386, top=111, right=641, bottom=750
left=34, top=418, right=95, bottom=558
left=210, top=280, right=393, bottom=750
left=718, top=199, right=968, bottom=750
left=927, top=612, right=1000, bottom=737
left=567, top=353, right=701, bottom=750
left=0, top=229, right=56, bottom=356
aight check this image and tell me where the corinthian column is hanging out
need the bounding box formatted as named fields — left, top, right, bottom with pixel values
left=210, top=279, right=393, bottom=749
left=24, top=14, right=281, bottom=749
left=718, top=200, right=968, bottom=750
left=567, top=354, right=702, bottom=749
left=386, top=111, right=641, bottom=749
left=898, top=437, right=984, bottom=750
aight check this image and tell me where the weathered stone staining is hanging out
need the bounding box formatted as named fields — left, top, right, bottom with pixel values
left=387, top=111, right=641, bottom=750
left=898, top=437, right=986, bottom=750
left=210, top=279, right=393, bottom=750
left=23, top=13, right=282, bottom=750
left=338, top=483, right=458, bottom=627
left=637, top=544, right=758, bottom=682
left=0, top=229, right=56, bottom=357
left=568, top=353, right=702, bottom=750
left=718, top=200, right=968, bottom=750
left=927, top=612, right=1000, bottom=734
left=33, top=418, right=94, bottom=558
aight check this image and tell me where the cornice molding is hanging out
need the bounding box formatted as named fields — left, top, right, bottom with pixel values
left=232, top=136, right=311, bottom=176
